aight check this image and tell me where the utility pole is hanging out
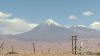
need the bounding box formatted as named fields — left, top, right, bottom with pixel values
left=48, top=48, right=51, bottom=56
left=79, top=41, right=83, bottom=55
left=32, top=42, right=36, bottom=54
left=72, top=36, right=74, bottom=54
left=72, top=36, right=77, bottom=55
left=0, top=42, right=4, bottom=53
left=11, top=46, right=14, bottom=53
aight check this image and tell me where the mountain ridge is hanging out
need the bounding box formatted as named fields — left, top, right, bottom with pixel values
left=0, top=19, right=100, bottom=42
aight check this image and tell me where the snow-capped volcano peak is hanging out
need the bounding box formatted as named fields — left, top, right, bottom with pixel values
left=45, top=19, right=60, bottom=26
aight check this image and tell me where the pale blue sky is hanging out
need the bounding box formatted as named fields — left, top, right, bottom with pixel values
left=0, top=0, right=99, bottom=26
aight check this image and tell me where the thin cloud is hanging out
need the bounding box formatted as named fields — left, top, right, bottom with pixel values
left=0, top=12, right=12, bottom=18
left=90, top=21, right=100, bottom=30
left=68, top=15, right=78, bottom=20
left=0, top=12, right=38, bottom=35
left=83, top=11, right=94, bottom=17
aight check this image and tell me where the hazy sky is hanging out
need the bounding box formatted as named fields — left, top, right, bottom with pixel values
left=0, top=0, right=100, bottom=34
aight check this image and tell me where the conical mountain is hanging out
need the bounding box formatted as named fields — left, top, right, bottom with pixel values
left=16, top=19, right=76, bottom=42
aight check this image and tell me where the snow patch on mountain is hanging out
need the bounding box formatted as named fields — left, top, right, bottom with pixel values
left=44, top=19, right=61, bottom=26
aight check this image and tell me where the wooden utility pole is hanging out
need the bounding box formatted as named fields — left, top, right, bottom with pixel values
left=72, top=36, right=74, bottom=54
left=75, top=36, right=77, bottom=54
left=32, top=42, right=36, bottom=54
left=72, top=36, right=77, bottom=55
left=0, top=42, right=4, bottom=53
left=48, top=48, right=51, bottom=56
left=11, top=46, right=14, bottom=53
